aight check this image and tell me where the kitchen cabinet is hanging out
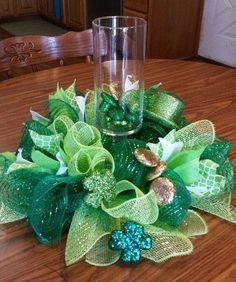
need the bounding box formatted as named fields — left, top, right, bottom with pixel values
left=63, top=0, right=86, bottom=30
left=16, top=0, right=37, bottom=16
left=0, top=0, right=37, bottom=19
left=37, top=0, right=55, bottom=20
left=0, top=0, right=15, bottom=18
left=123, top=0, right=204, bottom=59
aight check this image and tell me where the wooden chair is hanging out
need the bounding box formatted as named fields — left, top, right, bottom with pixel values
left=0, top=30, right=94, bottom=78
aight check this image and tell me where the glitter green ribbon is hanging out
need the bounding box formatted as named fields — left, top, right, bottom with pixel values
left=144, top=88, right=185, bottom=129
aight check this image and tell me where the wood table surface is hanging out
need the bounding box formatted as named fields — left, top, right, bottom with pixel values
left=0, top=60, right=235, bottom=282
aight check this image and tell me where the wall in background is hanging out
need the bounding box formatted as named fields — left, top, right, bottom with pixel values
left=198, top=0, right=236, bottom=67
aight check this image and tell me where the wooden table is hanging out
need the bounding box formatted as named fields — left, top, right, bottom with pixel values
left=0, top=60, right=235, bottom=281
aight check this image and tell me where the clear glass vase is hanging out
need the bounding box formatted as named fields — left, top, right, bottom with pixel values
left=92, top=16, right=147, bottom=136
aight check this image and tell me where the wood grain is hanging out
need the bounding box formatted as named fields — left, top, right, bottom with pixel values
left=0, top=59, right=235, bottom=281
left=124, top=0, right=204, bottom=59
left=0, top=30, right=94, bottom=73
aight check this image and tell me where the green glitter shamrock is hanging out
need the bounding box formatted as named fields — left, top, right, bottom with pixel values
left=109, top=221, right=152, bottom=263
left=83, top=170, right=116, bottom=208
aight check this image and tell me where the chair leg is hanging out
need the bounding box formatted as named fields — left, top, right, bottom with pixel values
left=31, top=65, right=38, bottom=72
left=86, top=56, right=93, bottom=64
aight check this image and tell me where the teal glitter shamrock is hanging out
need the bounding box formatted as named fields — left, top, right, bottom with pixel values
left=83, top=170, right=116, bottom=208
left=109, top=221, right=152, bottom=263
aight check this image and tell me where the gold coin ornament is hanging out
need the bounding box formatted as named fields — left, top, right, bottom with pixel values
left=150, top=177, right=176, bottom=205
left=146, top=162, right=167, bottom=181
left=134, top=148, right=159, bottom=167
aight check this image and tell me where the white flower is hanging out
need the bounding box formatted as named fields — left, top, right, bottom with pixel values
left=75, top=91, right=89, bottom=121
left=158, top=137, right=183, bottom=162
left=30, top=109, right=50, bottom=123
left=124, top=75, right=139, bottom=92
left=16, top=148, right=32, bottom=164
left=56, top=152, right=68, bottom=175
left=148, top=129, right=183, bottom=162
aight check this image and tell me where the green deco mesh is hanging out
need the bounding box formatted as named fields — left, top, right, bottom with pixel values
left=110, top=139, right=149, bottom=188
left=18, top=120, right=54, bottom=160
left=1, top=168, right=49, bottom=215
left=30, top=174, right=82, bottom=244
left=201, top=139, right=234, bottom=192
left=65, top=202, right=120, bottom=266
left=143, top=225, right=193, bottom=263
left=48, top=98, right=79, bottom=123
left=157, top=169, right=192, bottom=227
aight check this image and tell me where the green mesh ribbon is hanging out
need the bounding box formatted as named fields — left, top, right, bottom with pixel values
left=110, top=139, right=149, bottom=188
left=48, top=98, right=79, bottom=123
left=85, top=101, right=96, bottom=126
left=102, top=180, right=159, bottom=225
left=157, top=169, right=192, bottom=227
left=18, top=120, right=54, bottom=160
left=65, top=201, right=120, bottom=266
left=30, top=175, right=82, bottom=244
left=49, top=115, right=74, bottom=136
left=192, top=193, right=236, bottom=223
left=136, top=120, right=169, bottom=143
left=144, top=89, right=184, bottom=129
left=142, top=225, right=193, bottom=262
left=178, top=210, right=208, bottom=237
left=64, top=121, right=102, bottom=157
left=175, top=120, right=215, bottom=150
left=0, top=167, right=52, bottom=223
left=68, top=147, right=114, bottom=176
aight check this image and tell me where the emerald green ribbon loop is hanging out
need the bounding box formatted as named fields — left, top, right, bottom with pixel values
left=157, top=169, right=192, bottom=227
left=110, top=139, right=149, bottom=187
left=30, top=174, right=82, bottom=244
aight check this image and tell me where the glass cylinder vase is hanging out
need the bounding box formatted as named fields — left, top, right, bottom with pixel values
left=92, top=16, right=147, bottom=136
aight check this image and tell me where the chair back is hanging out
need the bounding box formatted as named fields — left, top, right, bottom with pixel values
left=0, top=30, right=94, bottom=73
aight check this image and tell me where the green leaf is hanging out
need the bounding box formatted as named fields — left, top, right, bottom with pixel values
left=173, top=158, right=200, bottom=185
left=168, top=147, right=205, bottom=169
left=31, top=150, right=60, bottom=171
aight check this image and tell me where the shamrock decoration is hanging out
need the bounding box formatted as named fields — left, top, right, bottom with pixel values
left=83, top=170, right=116, bottom=208
left=109, top=221, right=152, bottom=263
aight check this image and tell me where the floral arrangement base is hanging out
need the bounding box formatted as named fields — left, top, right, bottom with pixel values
left=0, top=81, right=235, bottom=266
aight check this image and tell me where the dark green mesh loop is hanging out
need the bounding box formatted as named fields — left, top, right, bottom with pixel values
left=110, top=139, right=149, bottom=188
left=48, top=98, right=79, bottom=123
left=29, top=175, right=82, bottom=244
left=157, top=169, right=192, bottom=227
